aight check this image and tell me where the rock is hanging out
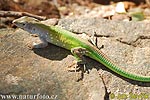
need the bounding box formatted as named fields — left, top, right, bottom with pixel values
left=58, top=18, right=150, bottom=99
left=0, top=28, right=105, bottom=100
left=1, top=17, right=150, bottom=100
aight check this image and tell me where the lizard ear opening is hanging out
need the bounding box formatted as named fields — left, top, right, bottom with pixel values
left=32, top=27, right=36, bottom=32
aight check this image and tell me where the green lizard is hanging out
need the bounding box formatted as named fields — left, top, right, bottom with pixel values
left=13, top=16, right=150, bottom=82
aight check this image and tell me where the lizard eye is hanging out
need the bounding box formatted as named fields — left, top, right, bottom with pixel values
left=22, top=23, right=26, bottom=26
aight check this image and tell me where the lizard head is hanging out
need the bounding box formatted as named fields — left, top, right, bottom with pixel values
left=13, top=16, right=41, bottom=35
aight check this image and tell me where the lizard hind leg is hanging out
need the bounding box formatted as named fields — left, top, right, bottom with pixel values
left=70, top=47, right=88, bottom=72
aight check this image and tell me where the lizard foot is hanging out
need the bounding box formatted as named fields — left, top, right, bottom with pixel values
left=67, top=60, right=87, bottom=72
left=67, top=60, right=87, bottom=82
left=27, top=42, right=34, bottom=50
left=27, top=42, right=48, bottom=49
left=67, top=60, right=80, bottom=72
left=32, top=42, right=48, bottom=48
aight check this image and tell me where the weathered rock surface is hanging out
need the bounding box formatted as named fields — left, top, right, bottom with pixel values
left=0, top=28, right=105, bottom=100
left=1, top=18, right=150, bottom=100
left=58, top=18, right=150, bottom=99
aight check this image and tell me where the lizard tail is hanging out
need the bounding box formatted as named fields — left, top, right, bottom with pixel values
left=88, top=47, right=150, bottom=82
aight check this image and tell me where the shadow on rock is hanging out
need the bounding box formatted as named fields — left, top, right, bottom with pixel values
left=33, top=43, right=71, bottom=60
left=33, top=43, right=150, bottom=87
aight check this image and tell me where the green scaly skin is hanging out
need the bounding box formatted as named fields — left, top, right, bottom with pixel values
left=13, top=16, right=150, bottom=82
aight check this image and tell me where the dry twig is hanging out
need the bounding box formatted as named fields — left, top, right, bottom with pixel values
left=0, top=11, right=47, bottom=20
left=146, top=0, right=150, bottom=7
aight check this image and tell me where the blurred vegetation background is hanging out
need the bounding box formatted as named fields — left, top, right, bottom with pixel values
left=0, top=0, right=150, bottom=28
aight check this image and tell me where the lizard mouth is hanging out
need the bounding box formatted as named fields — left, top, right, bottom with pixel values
left=12, top=19, right=20, bottom=26
left=12, top=20, right=18, bottom=27
left=12, top=19, right=26, bottom=29
left=12, top=20, right=16, bottom=24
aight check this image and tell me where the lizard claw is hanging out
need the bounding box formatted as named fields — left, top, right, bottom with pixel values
left=31, top=34, right=38, bottom=37
left=27, top=43, right=34, bottom=50
left=67, top=60, right=80, bottom=72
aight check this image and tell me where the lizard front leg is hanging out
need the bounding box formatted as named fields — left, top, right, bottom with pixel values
left=28, top=36, right=48, bottom=49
